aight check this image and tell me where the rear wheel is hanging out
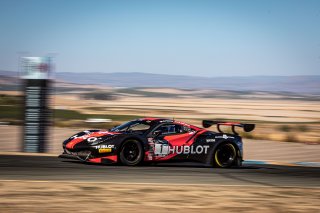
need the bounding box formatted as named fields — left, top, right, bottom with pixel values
left=214, top=142, right=237, bottom=168
left=119, top=139, right=143, bottom=166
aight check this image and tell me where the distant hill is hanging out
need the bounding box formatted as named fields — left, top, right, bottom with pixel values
left=1, top=70, right=319, bottom=94
left=54, top=72, right=320, bottom=94
left=0, top=70, right=19, bottom=78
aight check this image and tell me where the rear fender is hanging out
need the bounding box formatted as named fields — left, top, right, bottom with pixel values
left=205, top=139, right=241, bottom=166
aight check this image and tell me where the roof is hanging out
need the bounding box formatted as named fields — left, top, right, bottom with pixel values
left=141, top=117, right=172, bottom=122
left=140, top=117, right=202, bottom=130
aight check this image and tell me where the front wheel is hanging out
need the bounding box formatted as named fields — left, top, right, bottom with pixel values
left=214, top=142, right=237, bottom=168
left=119, top=139, right=143, bottom=166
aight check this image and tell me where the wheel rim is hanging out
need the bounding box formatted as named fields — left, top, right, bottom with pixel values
left=123, top=142, right=140, bottom=162
left=215, top=143, right=236, bottom=167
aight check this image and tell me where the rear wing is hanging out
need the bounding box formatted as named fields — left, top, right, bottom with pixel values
left=202, top=120, right=255, bottom=135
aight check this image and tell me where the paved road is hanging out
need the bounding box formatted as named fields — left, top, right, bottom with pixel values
left=1, top=154, right=319, bottom=187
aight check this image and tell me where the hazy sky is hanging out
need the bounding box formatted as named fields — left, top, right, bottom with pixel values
left=0, top=0, right=319, bottom=77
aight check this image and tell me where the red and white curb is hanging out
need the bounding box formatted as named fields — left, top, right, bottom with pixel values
left=244, top=160, right=320, bottom=168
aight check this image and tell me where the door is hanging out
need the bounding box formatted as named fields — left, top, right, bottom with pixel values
left=152, top=123, right=195, bottom=159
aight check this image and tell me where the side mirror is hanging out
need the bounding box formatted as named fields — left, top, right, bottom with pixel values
left=153, top=130, right=162, bottom=137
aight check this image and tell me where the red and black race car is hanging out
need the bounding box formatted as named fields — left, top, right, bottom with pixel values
left=60, top=118, right=255, bottom=168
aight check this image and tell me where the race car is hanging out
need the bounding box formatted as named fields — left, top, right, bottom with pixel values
left=60, top=118, right=255, bottom=168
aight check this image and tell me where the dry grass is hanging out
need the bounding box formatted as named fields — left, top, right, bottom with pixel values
left=0, top=181, right=319, bottom=213
left=1, top=89, right=320, bottom=143
left=53, top=93, right=320, bottom=143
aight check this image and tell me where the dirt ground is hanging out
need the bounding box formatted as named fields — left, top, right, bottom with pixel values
left=0, top=181, right=319, bottom=213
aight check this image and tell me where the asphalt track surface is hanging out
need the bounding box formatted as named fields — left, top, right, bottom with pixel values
left=0, top=154, right=319, bottom=187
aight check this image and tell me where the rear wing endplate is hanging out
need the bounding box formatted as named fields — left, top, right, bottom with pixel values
left=202, top=120, right=255, bottom=135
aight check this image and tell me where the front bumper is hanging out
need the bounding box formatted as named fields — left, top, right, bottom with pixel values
left=58, top=153, right=79, bottom=160
left=59, top=151, right=118, bottom=164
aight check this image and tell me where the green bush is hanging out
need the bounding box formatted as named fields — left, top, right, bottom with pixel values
left=0, top=105, right=22, bottom=119
left=295, top=125, right=309, bottom=132
left=284, top=134, right=299, bottom=142
left=278, top=125, right=292, bottom=132
left=0, top=94, right=22, bottom=105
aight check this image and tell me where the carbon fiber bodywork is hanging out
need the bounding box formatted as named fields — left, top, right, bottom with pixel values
left=60, top=118, right=245, bottom=166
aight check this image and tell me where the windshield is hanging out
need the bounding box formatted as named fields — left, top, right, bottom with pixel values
left=110, top=120, right=151, bottom=132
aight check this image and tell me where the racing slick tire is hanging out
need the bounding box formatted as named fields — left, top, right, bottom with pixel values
left=234, top=150, right=243, bottom=167
left=213, top=142, right=237, bottom=168
left=119, top=139, right=144, bottom=166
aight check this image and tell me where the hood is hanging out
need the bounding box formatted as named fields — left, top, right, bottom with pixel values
left=64, top=129, right=120, bottom=150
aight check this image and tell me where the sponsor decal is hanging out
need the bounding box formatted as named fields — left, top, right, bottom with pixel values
left=154, top=145, right=209, bottom=155
left=206, top=138, right=215, bottom=142
left=70, top=134, right=90, bottom=140
left=94, top=145, right=115, bottom=149
left=70, top=131, right=114, bottom=140
left=87, top=137, right=101, bottom=145
left=87, top=137, right=98, bottom=143
left=98, top=148, right=112, bottom=153
left=215, top=134, right=234, bottom=139
left=147, top=138, right=155, bottom=160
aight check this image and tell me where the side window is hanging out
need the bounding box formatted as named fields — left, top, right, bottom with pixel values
left=156, top=124, right=190, bottom=135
